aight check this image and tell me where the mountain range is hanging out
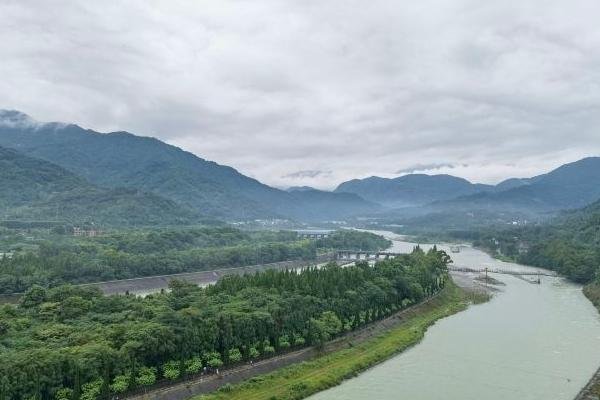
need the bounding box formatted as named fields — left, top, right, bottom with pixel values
left=1, top=109, right=599, bottom=226
left=430, top=157, right=600, bottom=212
left=335, top=157, right=600, bottom=214
left=0, top=110, right=376, bottom=223
left=334, top=174, right=493, bottom=208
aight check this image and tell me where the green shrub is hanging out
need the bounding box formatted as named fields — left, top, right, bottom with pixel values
left=163, top=360, right=180, bottom=380
left=228, top=348, right=242, bottom=363
left=110, top=374, right=130, bottom=393
left=135, top=367, right=157, bottom=386
left=248, top=346, right=260, bottom=359
left=293, top=334, right=306, bottom=346
left=54, top=387, right=73, bottom=400
left=278, top=335, right=291, bottom=349
left=208, top=357, right=223, bottom=369
left=80, top=379, right=102, bottom=400
left=186, top=356, right=203, bottom=374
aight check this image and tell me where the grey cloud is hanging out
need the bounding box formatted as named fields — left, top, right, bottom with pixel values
left=1, top=0, right=600, bottom=190
left=395, top=163, right=463, bottom=175
left=282, top=170, right=332, bottom=179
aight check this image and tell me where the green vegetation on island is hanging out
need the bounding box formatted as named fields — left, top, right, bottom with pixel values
left=197, top=280, right=480, bottom=400
left=0, top=247, right=449, bottom=400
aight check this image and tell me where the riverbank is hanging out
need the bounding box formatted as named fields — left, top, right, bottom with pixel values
left=187, top=280, right=486, bottom=400
left=575, top=283, right=600, bottom=400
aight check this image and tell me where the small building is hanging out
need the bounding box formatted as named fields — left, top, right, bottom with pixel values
left=294, top=229, right=334, bottom=239
left=73, top=227, right=103, bottom=237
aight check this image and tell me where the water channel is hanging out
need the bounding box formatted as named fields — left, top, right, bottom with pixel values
left=308, top=231, right=600, bottom=400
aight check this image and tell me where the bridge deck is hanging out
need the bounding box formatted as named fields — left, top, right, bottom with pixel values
left=448, top=266, right=557, bottom=277
left=336, top=250, right=558, bottom=277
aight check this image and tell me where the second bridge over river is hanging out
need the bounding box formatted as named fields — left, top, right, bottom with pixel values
left=335, top=250, right=558, bottom=277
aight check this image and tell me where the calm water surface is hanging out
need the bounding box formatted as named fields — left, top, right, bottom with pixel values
left=308, top=231, right=600, bottom=400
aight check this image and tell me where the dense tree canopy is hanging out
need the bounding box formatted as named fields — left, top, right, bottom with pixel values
left=456, top=201, right=600, bottom=283
left=316, top=230, right=391, bottom=251
left=0, top=247, right=449, bottom=400
left=0, top=228, right=390, bottom=294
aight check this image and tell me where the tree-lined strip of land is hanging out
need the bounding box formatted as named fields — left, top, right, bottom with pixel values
left=194, top=279, right=483, bottom=400
left=0, top=246, right=442, bottom=400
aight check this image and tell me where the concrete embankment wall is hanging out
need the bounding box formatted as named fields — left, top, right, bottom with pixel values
left=82, top=253, right=335, bottom=295
left=0, top=254, right=336, bottom=301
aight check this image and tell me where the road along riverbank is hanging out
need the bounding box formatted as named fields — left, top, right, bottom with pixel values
left=82, top=253, right=336, bottom=296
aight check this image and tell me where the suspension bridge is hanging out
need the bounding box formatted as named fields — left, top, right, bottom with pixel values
left=335, top=251, right=558, bottom=277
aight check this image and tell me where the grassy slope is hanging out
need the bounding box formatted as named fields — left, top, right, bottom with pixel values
left=197, top=281, right=485, bottom=400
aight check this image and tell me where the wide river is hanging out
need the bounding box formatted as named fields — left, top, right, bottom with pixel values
left=309, top=231, right=600, bottom=400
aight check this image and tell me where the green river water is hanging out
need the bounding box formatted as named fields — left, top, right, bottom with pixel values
left=308, top=231, right=600, bottom=400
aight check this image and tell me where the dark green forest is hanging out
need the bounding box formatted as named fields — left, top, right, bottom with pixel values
left=0, top=229, right=390, bottom=294
left=454, top=200, right=600, bottom=283
left=0, top=146, right=202, bottom=227
left=0, top=247, right=449, bottom=400
left=315, top=230, right=391, bottom=251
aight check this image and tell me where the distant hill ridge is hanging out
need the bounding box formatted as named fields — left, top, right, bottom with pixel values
left=2, top=110, right=598, bottom=222
left=0, top=110, right=378, bottom=221
left=335, top=173, right=494, bottom=208
left=335, top=157, right=600, bottom=213
left=440, top=157, right=600, bottom=212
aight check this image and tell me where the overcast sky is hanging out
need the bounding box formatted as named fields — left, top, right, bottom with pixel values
left=1, top=1, right=600, bottom=189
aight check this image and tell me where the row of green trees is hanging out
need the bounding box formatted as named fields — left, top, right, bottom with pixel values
left=0, top=247, right=449, bottom=400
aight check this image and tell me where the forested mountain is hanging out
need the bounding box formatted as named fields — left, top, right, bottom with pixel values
left=439, top=157, right=600, bottom=212
left=337, top=157, right=600, bottom=223
left=286, top=186, right=317, bottom=192
left=0, top=110, right=378, bottom=221
left=494, top=177, right=533, bottom=192
left=335, top=174, right=493, bottom=208
left=0, top=146, right=200, bottom=226
left=3, top=110, right=598, bottom=222
left=286, top=188, right=378, bottom=220
left=461, top=198, right=600, bottom=283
